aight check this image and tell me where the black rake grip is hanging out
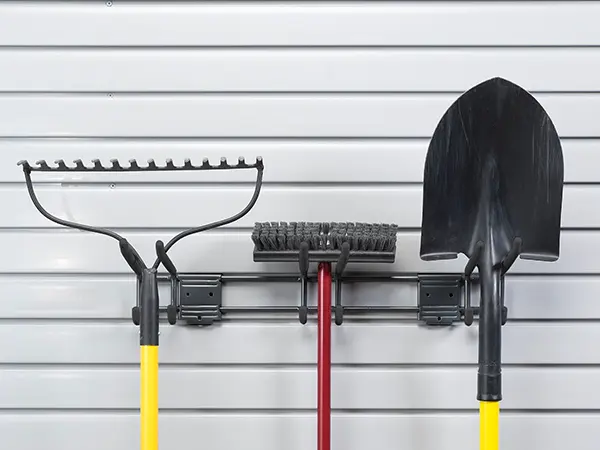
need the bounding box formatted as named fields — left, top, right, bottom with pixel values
left=18, top=156, right=265, bottom=277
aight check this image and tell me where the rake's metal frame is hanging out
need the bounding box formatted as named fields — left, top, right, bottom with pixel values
left=18, top=156, right=264, bottom=450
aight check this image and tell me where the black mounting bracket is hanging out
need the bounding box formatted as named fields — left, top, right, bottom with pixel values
left=132, top=273, right=223, bottom=327
left=417, top=274, right=463, bottom=326
left=416, top=273, right=508, bottom=327
left=172, top=274, right=223, bottom=326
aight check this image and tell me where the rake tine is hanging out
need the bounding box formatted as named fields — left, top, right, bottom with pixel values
left=110, top=159, right=122, bottom=170
left=74, top=159, right=86, bottom=170
left=36, top=160, right=51, bottom=170
left=55, top=159, right=68, bottom=170
left=201, top=158, right=211, bottom=169
left=92, top=159, right=104, bottom=170
left=165, top=158, right=176, bottom=170
left=147, top=159, right=158, bottom=170
left=129, top=159, right=140, bottom=170
left=219, top=157, right=229, bottom=169
left=183, top=158, right=194, bottom=169
left=17, top=160, right=31, bottom=171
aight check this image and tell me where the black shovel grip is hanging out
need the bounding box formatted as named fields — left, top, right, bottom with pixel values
left=477, top=265, right=503, bottom=402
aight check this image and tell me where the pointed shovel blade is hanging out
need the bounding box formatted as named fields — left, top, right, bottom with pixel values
left=419, top=77, right=564, bottom=267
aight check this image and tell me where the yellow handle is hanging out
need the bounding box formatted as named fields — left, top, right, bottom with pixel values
left=141, top=346, right=159, bottom=450
left=480, top=401, right=499, bottom=450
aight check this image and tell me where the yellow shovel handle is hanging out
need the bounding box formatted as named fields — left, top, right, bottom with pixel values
left=141, top=345, right=159, bottom=450
left=480, top=401, right=499, bottom=450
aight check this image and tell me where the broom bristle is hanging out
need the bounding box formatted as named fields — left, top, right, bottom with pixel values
left=251, top=221, right=398, bottom=253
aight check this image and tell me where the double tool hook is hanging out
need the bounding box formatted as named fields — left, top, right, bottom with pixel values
left=462, top=237, right=522, bottom=326
left=297, top=242, right=350, bottom=325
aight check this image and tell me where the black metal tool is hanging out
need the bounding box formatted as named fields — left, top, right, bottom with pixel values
left=419, top=77, right=564, bottom=449
left=17, top=156, right=264, bottom=450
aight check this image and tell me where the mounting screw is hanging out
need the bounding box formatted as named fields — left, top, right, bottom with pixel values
left=106, top=1, right=113, bottom=6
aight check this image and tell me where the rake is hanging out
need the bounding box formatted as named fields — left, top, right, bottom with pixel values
left=17, top=156, right=264, bottom=450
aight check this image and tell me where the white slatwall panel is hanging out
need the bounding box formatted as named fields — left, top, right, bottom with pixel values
left=0, top=94, right=596, bottom=137
left=1, top=138, right=599, bottom=183
left=1, top=2, right=599, bottom=46
left=1, top=48, right=600, bottom=92
left=1, top=184, right=599, bottom=229
left=2, top=367, right=600, bottom=409
left=1, top=2, right=599, bottom=450
left=2, top=413, right=597, bottom=450
left=0, top=322, right=598, bottom=365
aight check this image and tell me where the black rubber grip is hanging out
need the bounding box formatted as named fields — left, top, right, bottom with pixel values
left=478, top=371, right=502, bottom=401
left=139, top=268, right=160, bottom=346
left=119, top=239, right=145, bottom=276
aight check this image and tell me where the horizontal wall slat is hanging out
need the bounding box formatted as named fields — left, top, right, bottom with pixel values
left=1, top=413, right=595, bottom=450
left=2, top=184, right=595, bottom=229
left=0, top=2, right=598, bottom=46
left=1, top=138, right=597, bottom=183
left=3, top=48, right=600, bottom=92
left=0, top=230, right=594, bottom=274
left=0, top=322, right=597, bottom=365
left=1, top=367, right=597, bottom=410
left=0, top=93, right=593, bottom=138
left=1, top=275, right=598, bottom=320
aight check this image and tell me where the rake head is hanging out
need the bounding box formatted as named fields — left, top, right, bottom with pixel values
left=17, top=155, right=265, bottom=276
left=17, top=156, right=263, bottom=173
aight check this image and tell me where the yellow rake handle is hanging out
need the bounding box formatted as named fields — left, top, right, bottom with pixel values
left=480, top=401, right=499, bottom=450
left=141, top=346, right=159, bottom=450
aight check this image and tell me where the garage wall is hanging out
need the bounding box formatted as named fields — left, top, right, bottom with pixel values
left=1, top=2, right=600, bottom=449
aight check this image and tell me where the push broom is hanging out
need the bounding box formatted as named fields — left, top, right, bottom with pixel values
left=251, top=221, right=398, bottom=450
left=419, top=77, right=564, bottom=449
left=17, top=156, right=265, bottom=450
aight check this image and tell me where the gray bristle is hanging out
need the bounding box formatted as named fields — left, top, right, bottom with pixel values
left=251, top=221, right=398, bottom=252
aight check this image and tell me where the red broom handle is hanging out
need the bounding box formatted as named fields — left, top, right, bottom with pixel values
left=318, top=262, right=332, bottom=450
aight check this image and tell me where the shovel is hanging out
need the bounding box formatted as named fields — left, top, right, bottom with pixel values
left=419, top=77, right=564, bottom=449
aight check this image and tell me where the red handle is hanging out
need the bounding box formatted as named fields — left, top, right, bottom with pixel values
left=318, top=262, right=332, bottom=450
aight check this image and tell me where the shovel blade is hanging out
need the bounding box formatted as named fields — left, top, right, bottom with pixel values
left=419, top=77, right=564, bottom=266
